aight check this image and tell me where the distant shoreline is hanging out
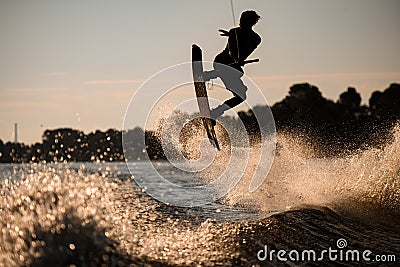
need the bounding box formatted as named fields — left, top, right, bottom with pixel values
left=1, top=82, right=399, bottom=163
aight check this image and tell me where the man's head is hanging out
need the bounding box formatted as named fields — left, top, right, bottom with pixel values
left=239, top=10, right=260, bottom=28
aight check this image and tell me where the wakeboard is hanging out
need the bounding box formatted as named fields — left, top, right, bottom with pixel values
left=191, top=44, right=220, bottom=150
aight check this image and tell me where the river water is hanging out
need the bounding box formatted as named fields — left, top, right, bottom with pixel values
left=1, top=128, right=400, bottom=266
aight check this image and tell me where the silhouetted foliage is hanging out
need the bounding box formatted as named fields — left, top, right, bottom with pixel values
left=270, top=83, right=400, bottom=156
left=0, top=83, right=399, bottom=162
left=369, top=83, right=400, bottom=121
left=339, top=87, right=361, bottom=113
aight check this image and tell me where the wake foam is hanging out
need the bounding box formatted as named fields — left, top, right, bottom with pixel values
left=224, top=124, right=400, bottom=216
left=0, top=165, right=131, bottom=266
left=147, top=107, right=399, bottom=216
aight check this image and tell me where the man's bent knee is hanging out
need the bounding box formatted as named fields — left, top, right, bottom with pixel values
left=235, top=86, right=247, bottom=101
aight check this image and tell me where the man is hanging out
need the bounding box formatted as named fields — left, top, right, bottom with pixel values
left=204, top=10, right=261, bottom=125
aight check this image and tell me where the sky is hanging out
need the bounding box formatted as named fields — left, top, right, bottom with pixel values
left=0, top=0, right=399, bottom=144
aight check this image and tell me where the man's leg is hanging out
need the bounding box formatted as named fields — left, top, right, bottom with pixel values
left=210, top=94, right=244, bottom=120
left=203, top=70, right=219, bottom=82
left=224, top=94, right=245, bottom=109
left=204, top=62, right=248, bottom=125
left=210, top=71, right=247, bottom=124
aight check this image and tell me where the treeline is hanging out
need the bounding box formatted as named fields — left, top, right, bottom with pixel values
left=271, top=82, right=400, bottom=156
left=0, top=83, right=399, bottom=163
left=0, top=128, right=162, bottom=163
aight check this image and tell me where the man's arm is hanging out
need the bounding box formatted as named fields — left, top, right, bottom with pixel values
left=218, top=29, right=229, bottom=36
left=227, top=28, right=240, bottom=63
left=234, top=32, right=261, bottom=64
left=219, top=29, right=261, bottom=65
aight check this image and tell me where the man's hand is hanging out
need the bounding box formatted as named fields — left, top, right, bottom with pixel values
left=229, top=59, right=260, bottom=68
left=229, top=61, right=243, bottom=69
left=218, top=29, right=229, bottom=37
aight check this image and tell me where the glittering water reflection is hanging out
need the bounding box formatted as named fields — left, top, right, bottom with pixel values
left=0, top=163, right=267, bottom=266
left=1, top=160, right=399, bottom=266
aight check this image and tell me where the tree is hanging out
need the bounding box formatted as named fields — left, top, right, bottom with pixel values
left=338, top=87, right=361, bottom=113
left=369, top=83, right=400, bottom=121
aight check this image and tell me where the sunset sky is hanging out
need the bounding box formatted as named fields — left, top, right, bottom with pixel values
left=1, top=0, right=399, bottom=144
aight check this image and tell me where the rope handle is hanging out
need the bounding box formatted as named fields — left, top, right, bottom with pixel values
left=228, top=59, right=260, bottom=66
